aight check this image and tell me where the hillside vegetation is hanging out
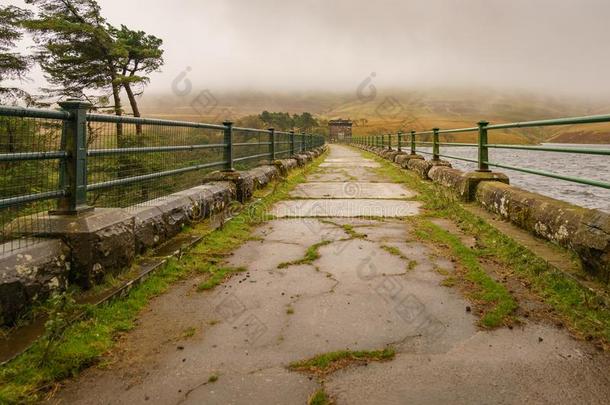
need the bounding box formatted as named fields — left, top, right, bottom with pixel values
left=139, top=88, right=610, bottom=144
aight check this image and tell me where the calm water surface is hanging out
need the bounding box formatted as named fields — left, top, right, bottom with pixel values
left=414, top=143, right=609, bottom=213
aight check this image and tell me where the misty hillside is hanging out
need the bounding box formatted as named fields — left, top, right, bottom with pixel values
left=139, top=88, right=610, bottom=144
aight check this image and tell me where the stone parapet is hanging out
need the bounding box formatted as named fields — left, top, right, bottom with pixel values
left=407, top=159, right=451, bottom=179
left=476, top=182, right=609, bottom=279
left=428, top=166, right=509, bottom=201
left=0, top=239, right=69, bottom=325
left=0, top=150, right=321, bottom=326
left=395, top=154, right=424, bottom=168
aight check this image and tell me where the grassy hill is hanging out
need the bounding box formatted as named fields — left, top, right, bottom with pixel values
left=139, top=88, right=610, bottom=144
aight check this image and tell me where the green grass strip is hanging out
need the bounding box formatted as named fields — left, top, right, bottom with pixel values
left=359, top=148, right=610, bottom=344
left=414, top=219, right=517, bottom=327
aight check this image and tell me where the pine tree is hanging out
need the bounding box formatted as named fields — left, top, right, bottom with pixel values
left=111, top=24, right=164, bottom=133
left=24, top=0, right=125, bottom=119
left=0, top=5, right=32, bottom=103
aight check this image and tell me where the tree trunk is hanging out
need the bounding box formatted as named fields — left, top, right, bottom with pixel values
left=122, top=82, right=147, bottom=200
left=111, top=82, right=123, bottom=138
left=111, top=81, right=131, bottom=202
left=123, top=82, right=142, bottom=135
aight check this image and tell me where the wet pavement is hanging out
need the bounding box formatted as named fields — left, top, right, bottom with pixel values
left=51, top=145, right=610, bottom=405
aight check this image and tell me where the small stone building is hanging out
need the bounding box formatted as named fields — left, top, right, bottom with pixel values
left=328, top=119, right=352, bottom=143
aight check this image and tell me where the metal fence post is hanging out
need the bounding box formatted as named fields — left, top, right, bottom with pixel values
left=290, top=130, right=295, bottom=156
left=432, top=128, right=440, bottom=161
left=410, top=130, right=416, bottom=155
left=388, top=133, right=392, bottom=150
left=381, top=134, right=385, bottom=149
left=55, top=99, right=93, bottom=214
left=477, top=121, right=490, bottom=172
left=397, top=131, right=402, bottom=151
left=223, top=121, right=234, bottom=171
left=268, top=128, right=275, bottom=160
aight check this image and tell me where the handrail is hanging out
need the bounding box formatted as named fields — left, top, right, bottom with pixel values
left=0, top=105, right=70, bottom=120
left=485, top=144, right=610, bottom=155
left=351, top=112, right=610, bottom=191
left=0, top=151, right=67, bottom=161
left=87, top=144, right=227, bottom=156
left=487, top=113, right=610, bottom=130
left=438, top=127, right=478, bottom=134
left=0, top=102, right=325, bottom=216
left=87, top=113, right=226, bottom=130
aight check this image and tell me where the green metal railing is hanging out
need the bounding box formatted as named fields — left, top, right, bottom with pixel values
left=0, top=100, right=325, bottom=252
left=352, top=114, right=610, bottom=190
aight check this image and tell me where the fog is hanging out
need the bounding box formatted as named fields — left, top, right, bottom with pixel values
left=6, top=0, right=610, bottom=98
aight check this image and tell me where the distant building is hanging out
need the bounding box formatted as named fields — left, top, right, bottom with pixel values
left=328, top=119, right=352, bottom=143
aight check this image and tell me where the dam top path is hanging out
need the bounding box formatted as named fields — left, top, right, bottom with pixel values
left=51, top=145, right=610, bottom=404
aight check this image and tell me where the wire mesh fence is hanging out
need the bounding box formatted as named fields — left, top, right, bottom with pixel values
left=0, top=104, right=326, bottom=254
left=275, top=131, right=292, bottom=159
left=0, top=111, right=67, bottom=253
left=86, top=119, right=226, bottom=209
left=233, top=127, right=271, bottom=170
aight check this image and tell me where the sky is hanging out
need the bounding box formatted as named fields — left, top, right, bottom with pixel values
left=5, top=0, right=610, bottom=98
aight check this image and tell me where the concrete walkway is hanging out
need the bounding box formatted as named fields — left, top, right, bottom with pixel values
left=52, top=145, right=610, bottom=404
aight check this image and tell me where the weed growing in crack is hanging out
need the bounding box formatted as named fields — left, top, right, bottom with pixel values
left=181, top=327, right=197, bottom=339
left=308, top=388, right=333, bottom=405
left=289, top=347, right=395, bottom=376
left=319, top=219, right=367, bottom=239
left=381, top=244, right=406, bottom=259
left=441, top=277, right=457, bottom=287
left=277, top=240, right=332, bottom=269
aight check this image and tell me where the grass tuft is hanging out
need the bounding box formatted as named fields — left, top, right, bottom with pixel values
left=278, top=240, right=332, bottom=269
left=319, top=220, right=367, bottom=239
left=289, top=347, right=395, bottom=376
left=181, top=326, right=197, bottom=339
left=381, top=245, right=406, bottom=259
left=308, top=388, right=332, bottom=405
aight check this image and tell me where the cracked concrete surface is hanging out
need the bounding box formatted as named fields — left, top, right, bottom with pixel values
left=50, top=145, right=610, bottom=405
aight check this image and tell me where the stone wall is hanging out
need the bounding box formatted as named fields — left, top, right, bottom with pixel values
left=355, top=144, right=609, bottom=281
left=476, top=182, right=609, bottom=280
left=0, top=146, right=326, bottom=326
